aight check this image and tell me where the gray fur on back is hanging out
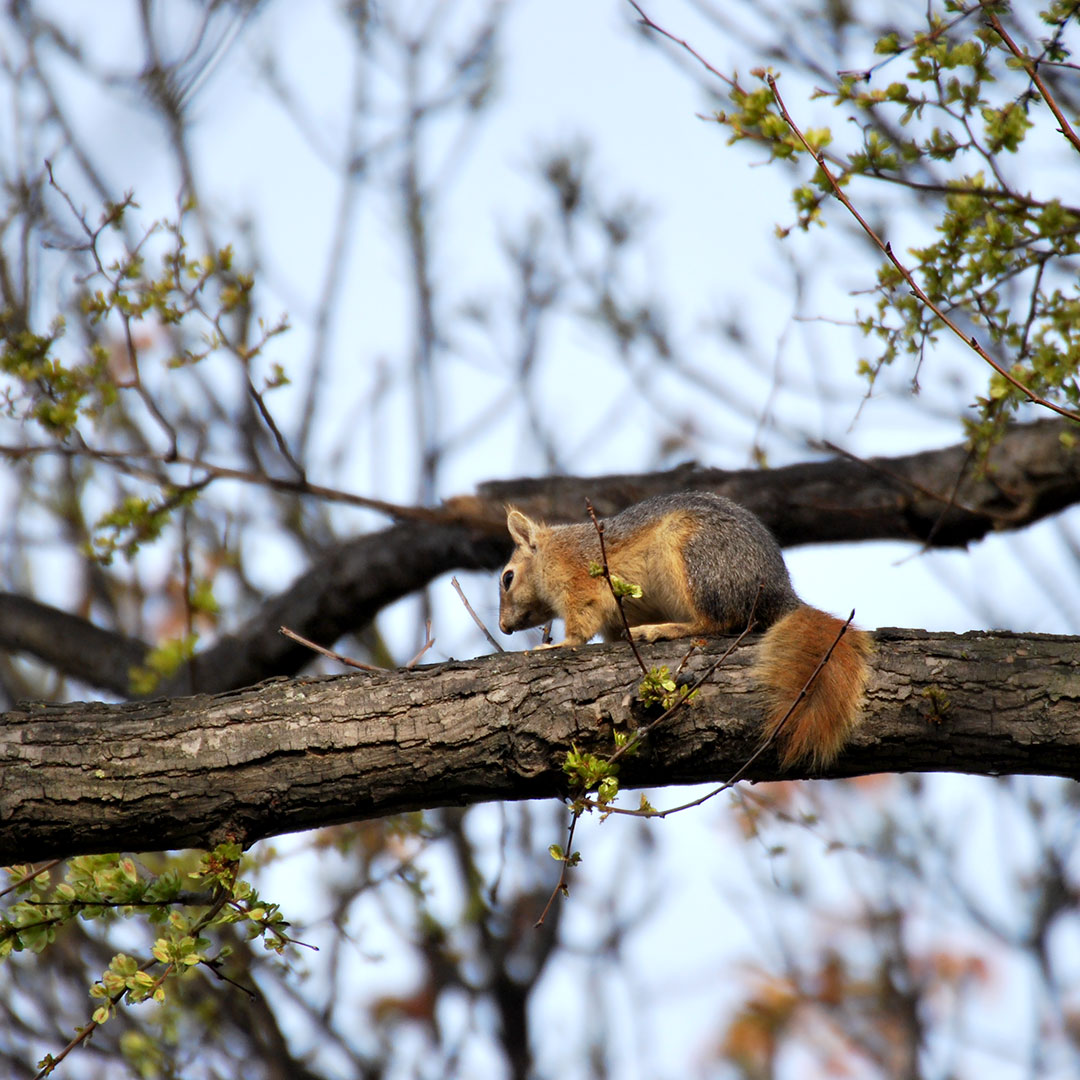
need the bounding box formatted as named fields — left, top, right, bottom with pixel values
left=601, top=492, right=800, bottom=631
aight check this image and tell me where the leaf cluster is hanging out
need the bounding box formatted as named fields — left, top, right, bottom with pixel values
left=1, top=844, right=301, bottom=1071
left=639, top=663, right=698, bottom=710
left=713, top=1, right=1080, bottom=433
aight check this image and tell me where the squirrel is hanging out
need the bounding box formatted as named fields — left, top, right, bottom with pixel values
left=497, top=491, right=871, bottom=769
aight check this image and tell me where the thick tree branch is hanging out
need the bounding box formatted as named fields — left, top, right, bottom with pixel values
left=2, top=629, right=1077, bottom=864
left=2, top=418, right=1079, bottom=695
left=0, top=521, right=508, bottom=697
left=0, top=594, right=148, bottom=693
left=463, top=416, right=1080, bottom=546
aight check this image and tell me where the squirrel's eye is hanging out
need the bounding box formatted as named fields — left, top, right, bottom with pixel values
left=501, top=570, right=514, bottom=591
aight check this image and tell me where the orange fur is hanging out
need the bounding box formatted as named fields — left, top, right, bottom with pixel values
left=754, top=607, right=872, bottom=769
left=500, top=508, right=709, bottom=646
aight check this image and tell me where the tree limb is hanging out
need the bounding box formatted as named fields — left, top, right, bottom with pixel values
left=2, top=418, right=1079, bottom=695
left=461, top=416, right=1080, bottom=546
left=2, top=628, right=1077, bottom=864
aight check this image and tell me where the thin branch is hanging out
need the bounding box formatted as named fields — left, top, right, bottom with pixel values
left=0, top=859, right=64, bottom=901
left=607, top=584, right=764, bottom=769
left=44, top=162, right=180, bottom=459
left=0, top=442, right=467, bottom=523
left=585, top=611, right=858, bottom=819
left=534, top=808, right=580, bottom=928
left=981, top=2, right=1080, bottom=157
left=820, top=438, right=980, bottom=551
left=836, top=6, right=980, bottom=83
left=33, top=881, right=234, bottom=1079
left=585, top=498, right=648, bottom=674
left=538, top=590, right=770, bottom=923
left=404, top=622, right=436, bottom=669
left=765, top=73, right=1080, bottom=426
left=280, top=620, right=433, bottom=672
left=625, top=0, right=734, bottom=88
left=278, top=625, right=383, bottom=672
left=450, top=576, right=504, bottom=652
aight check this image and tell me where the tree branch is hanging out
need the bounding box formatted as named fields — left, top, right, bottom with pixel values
left=765, top=74, right=1080, bottom=424
left=1, top=629, right=1077, bottom=864
left=3, top=419, right=1080, bottom=694
left=981, top=3, right=1080, bottom=158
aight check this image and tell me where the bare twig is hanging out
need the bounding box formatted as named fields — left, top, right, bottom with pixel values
left=625, top=0, right=734, bottom=88
left=278, top=625, right=382, bottom=672
left=819, top=439, right=982, bottom=520
left=450, top=576, right=504, bottom=653
left=820, top=439, right=985, bottom=550
left=0, top=442, right=473, bottom=524
left=404, top=622, right=436, bottom=669
left=585, top=498, right=648, bottom=674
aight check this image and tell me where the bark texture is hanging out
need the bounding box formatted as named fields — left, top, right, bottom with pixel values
left=2, top=628, right=1078, bottom=864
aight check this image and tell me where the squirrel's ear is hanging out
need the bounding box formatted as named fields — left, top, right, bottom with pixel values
left=506, top=508, right=539, bottom=550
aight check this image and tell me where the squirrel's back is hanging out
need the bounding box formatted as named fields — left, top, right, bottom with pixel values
left=602, top=493, right=800, bottom=632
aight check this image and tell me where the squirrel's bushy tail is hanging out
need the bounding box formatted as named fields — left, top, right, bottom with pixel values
left=754, top=606, right=872, bottom=770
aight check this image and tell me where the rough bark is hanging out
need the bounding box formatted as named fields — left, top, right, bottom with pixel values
left=2, top=417, right=1078, bottom=696
left=2, top=628, right=1078, bottom=864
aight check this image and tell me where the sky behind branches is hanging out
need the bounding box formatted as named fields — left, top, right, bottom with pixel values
left=5, top=3, right=1080, bottom=1077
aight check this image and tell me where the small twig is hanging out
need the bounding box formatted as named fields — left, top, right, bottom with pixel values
left=33, top=983, right=131, bottom=1079
left=45, top=162, right=180, bottom=460
left=765, top=73, right=1080, bottom=425
left=981, top=3, right=1080, bottom=157
left=534, top=573, right=755, bottom=929
left=625, top=0, right=734, bottom=88
left=33, top=882, right=234, bottom=1079
left=0, top=859, right=64, bottom=901
left=201, top=958, right=259, bottom=1000
left=757, top=608, right=856, bottom=749
left=404, top=621, right=436, bottom=669
left=450, top=576, right=504, bottom=652
left=836, top=6, right=977, bottom=83
left=817, top=439, right=988, bottom=523
left=607, top=583, right=765, bottom=769
left=819, top=437, right=998, bottom=551
left=243, top=373, right=307, bottom=483
left=585, top=498, right=648, bottom=674
left=124, top=341, right=180, bottom=462
left=535, top=809, right=580, bottom=928
left=585, top=611, right=857, bottom=819
left=537, top=590, right=771, bottom=924
left=278, top=625, right=382, bottom=672
left=0, top=442, right=478, bottom=524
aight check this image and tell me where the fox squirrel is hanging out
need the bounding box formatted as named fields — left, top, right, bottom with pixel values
left=497, top=492, right=871, bottom=769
